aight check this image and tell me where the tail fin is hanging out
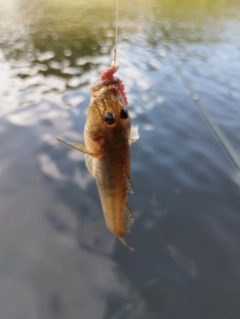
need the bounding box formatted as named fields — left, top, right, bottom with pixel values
left=119, top=238, right=135, bottom=252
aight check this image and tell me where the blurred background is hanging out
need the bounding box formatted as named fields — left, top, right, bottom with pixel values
left=0, top=0, right=240, bottom=318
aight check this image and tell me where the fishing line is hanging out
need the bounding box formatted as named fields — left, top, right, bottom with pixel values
left=111, top=0, right=119, bottom=67
left=115, top=0, right=119, bottom=51
left=126, top=0, right=240, bottom=172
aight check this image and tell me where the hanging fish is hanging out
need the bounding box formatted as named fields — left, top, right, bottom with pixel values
left=57, top=64, right=139, bottom=251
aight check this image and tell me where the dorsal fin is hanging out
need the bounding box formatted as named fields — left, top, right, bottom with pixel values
left=126, top=176, right=135, bottom=195
left=125, top=206, right=135, bottom=233
left=85, top=154, right=95, bottom=177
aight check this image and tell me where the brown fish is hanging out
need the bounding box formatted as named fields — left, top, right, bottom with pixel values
left=57, top=66, right=139, bottom=251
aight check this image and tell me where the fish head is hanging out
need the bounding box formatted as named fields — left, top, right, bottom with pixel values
left=84, top=77, right=130, bottom=153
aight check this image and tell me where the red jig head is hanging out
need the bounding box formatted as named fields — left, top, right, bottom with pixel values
left=100, top=66, right=128, bottom=106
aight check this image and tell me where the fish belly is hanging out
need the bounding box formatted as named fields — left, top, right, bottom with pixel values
left=94, top=148, right=129, bottom=239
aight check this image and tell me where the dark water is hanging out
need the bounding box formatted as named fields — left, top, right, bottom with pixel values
left=1, top=0, right=240, bottom=318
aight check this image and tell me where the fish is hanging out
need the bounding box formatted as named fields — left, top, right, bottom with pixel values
left=57, top=66, right=139, bottom=251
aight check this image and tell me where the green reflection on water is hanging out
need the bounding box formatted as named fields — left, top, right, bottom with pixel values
left=0, top=0, right=239, bottom=76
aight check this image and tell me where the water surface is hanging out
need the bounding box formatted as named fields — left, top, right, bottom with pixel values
left=1, top=0, right=240, bottom=318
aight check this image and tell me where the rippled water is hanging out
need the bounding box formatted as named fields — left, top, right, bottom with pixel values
left=1, top=0, right=240, bottom=318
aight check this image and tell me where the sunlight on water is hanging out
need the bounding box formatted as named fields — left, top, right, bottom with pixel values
left=1, top=0, right=240, bottom=318
left=39, top=153, right=66, bottom=181
left=166, top=243, right=198, bottom=278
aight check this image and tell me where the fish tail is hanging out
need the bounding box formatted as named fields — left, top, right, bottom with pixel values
left=119, top=238, right=135, bottom=252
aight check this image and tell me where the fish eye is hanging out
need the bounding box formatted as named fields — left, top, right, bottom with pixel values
left=120, top=108, right=128, bottom=119
left=104, top=112, right=116, bottom=125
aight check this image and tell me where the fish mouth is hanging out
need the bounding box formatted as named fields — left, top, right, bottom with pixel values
left=90, top=66, right=128, bottom=105
left=90, top=77, right=120, bottom=98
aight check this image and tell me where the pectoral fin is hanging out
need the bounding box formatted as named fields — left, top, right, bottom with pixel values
left=129, top=125, right=139, bottom=145
left=56, top=138, right=100, bottom=157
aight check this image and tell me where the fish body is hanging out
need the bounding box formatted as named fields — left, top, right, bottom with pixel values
left=57, top=67, right=138, bottom=250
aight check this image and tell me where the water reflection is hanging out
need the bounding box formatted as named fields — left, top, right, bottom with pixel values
left=166, top=243, right=198, bottom=278
left=1, top=0, right=240, bottom=318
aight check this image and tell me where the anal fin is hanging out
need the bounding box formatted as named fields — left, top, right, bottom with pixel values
left=127, top=176, right=135, bottom=195
left=85, top=154, right=95, bottom=177
left=125, top=206, right=135, bottom=233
